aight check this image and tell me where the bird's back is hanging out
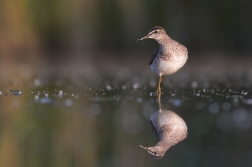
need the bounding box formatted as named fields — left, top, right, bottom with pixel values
left=163, top=38, right=188, bottom=61
left=150, top=110, right=187, bottom=134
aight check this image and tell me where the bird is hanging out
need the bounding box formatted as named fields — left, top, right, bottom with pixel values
left=136, top=95, right=187, bottom=159
left=137, top=26, right=188, bottom=93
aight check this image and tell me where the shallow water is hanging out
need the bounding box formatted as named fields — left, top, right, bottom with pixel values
left=1, top=54, right=252, bottom=167
left=2, top=84, right=252, bottom=167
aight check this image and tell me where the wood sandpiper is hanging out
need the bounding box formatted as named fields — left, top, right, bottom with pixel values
left=137, top=26, right=188, bottom=93
left=136, top=94, right=187, bottom=159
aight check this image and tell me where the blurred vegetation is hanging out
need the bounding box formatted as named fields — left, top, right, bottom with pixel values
left=0, top=0, right=252, bottom=59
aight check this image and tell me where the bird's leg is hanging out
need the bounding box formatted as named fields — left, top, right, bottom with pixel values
left=157, top=75, right=164, bottom=93
left=157, top=75, right=161, bottom=93
left=157, top=92, right=164, bottom=110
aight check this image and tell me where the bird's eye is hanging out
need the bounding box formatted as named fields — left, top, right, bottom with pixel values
left=153, top=152, right=157, bottom=155
left=154, top=31, right=157, bottom=33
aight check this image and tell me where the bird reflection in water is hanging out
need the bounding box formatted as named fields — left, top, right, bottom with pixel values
left=137, top=93, right=187, bottom=159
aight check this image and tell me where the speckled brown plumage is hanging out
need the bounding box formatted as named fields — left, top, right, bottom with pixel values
left=137, top=26, right=188, bottom=93
left=137, top=109, right=187, bottom=159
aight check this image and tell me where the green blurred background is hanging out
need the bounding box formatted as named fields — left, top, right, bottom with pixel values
left=1, top=0, right=251, bottom=58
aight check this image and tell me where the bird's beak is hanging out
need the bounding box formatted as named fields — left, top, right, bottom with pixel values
left=136, top=144, right=149, bottom=151
left=136, top=35, right=149, bottom=42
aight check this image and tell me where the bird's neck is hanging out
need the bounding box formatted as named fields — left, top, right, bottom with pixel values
left=156, top=35, right=171, bottom=46
left=154, top=140, right=172, bottom=151
left=154, top=126, right=179, bottom=151
left=153, top=130, right=173, bottom=151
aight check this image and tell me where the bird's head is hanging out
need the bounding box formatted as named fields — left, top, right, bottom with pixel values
left=136, top=26, right=167, bottom=42
left=136, top=144, right=166, bottom=159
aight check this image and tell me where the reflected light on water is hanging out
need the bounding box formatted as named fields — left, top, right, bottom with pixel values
left=137, top=94, right=187, bottom=159
left=1, top=54, right=252, bottom=166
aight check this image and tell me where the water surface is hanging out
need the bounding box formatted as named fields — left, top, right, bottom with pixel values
left=1, top=54, right=252, bottom=167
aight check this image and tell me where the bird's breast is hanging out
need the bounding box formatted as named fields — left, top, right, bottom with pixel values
left=150, top=57, right=187, bottom=76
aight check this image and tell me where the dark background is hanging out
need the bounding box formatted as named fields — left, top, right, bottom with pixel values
left=1, top=0, right=252, bottom=59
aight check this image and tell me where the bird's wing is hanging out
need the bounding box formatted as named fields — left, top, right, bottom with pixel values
left=165, top=42, right=188, bottom=60
left=149, top=47, right=160, bottom=65
left=149, top=120, right=159, bottom=138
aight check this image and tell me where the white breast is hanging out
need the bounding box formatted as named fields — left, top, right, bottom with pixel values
left=150, top=58, right=187, bottom=76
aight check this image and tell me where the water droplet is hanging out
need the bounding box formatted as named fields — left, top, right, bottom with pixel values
left=193, top=93, right=200, bottom=96
left=59, top=90, right=63, bottom=96
left=9, top=90, right=22, bottom=96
